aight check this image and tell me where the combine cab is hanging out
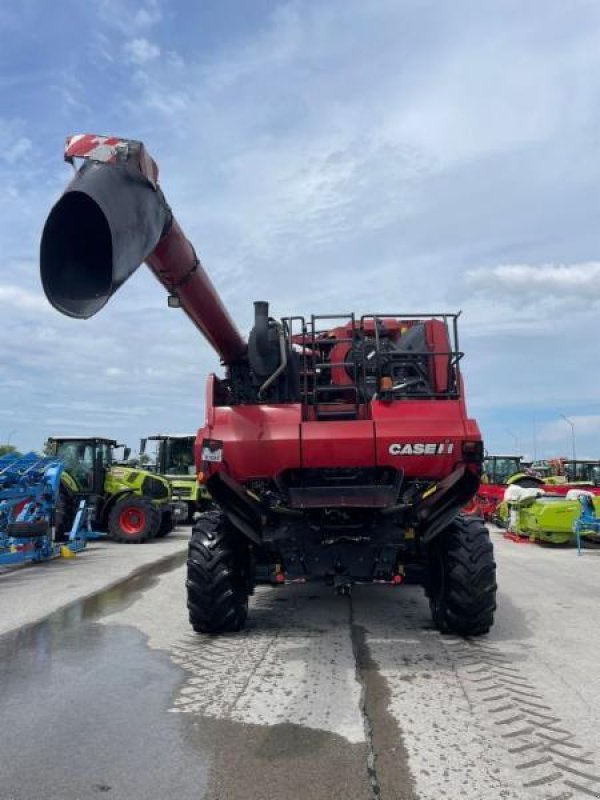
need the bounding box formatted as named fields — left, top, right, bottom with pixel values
left=47, top=436, right=174, bottom=543
left=39, top=134, right=497, bottom=635
left=141, top=434, right=212, bottom=523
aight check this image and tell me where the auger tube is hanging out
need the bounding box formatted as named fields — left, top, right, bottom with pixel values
left=40, top=134, right=246, bottom=364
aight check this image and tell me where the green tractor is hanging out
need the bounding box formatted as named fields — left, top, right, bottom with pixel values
left=141, top=434, right=212, bottom=524
left=47, top=436, right=175, bottom=543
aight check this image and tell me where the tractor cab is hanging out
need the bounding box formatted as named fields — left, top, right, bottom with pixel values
left=145, top=434, right=196, bottom=477
left=48, top=436, right=126, bottom=495
left=563, top=460, right=600, bottom=485
left=141, top=434, right=210, bottom=522
left=482, top=455, right=522, bottom=485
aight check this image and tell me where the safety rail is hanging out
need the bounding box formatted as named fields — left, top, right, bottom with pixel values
left=282, top=312, right=464, bottom=421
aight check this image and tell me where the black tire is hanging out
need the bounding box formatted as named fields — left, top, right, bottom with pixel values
left=155, top=508, right=174, bottom=538
left=108, top=496, right=160, bottom=543
left=186, top=510, right=250, bottom=634
left=54, top=489, right=75, bottom=543
left=186, top=503, right=196, bottom=525
left=427, top=514, right=497, bottom=636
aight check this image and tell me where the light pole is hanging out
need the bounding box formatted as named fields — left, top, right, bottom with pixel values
left=560, top=415, right=576, bottom=461
left=506, top=429, right=519, bottom=454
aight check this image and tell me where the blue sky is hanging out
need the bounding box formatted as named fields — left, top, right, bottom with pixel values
left=1, top=0, right=599, bottom=459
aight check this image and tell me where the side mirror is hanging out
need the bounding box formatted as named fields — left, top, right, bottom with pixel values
left=124, top=447, right=131, bottom=462
left=168, top=295, right=180, bottom=308
left=140, top=438, right=147, bottom=455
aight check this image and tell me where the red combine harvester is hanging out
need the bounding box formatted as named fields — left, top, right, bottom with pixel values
left=40, top=135, right=496, bottom=636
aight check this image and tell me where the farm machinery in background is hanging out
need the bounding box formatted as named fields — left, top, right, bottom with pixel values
left=465, top=455, right=600, bottom=525
left=0, top=452, right=88, bottom=566
left=40, top=133, right=496, bottom=636
left=463, top=455, right=541, bottom=522
left=140, top=434, right=212, bottom=523
left=46, top=436, right=176, bottom=543
left=502, top=484, right=600, bottom=547
left=492, top=458, right=600, bottom=545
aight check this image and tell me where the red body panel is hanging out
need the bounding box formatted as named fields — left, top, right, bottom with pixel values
left=372, top=399, right=476, bottom=478
left=198, top=375, right=483, bottom=482
left=300, top=421, right=376, bottom=468
left=198, top=402, right=302, bottom=482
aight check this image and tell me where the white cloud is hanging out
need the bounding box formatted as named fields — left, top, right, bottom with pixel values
left=123, top=37, right=160, bottom=64
left=0, top=284, right=51, bottom=312
left=465, top=262, right=600, bottom=299
left=2, top=137, right=32, bottom=162
left=134, top=4, right=162, bottom=28
left=97, top=0, right=162, bottom=33
left=536, top=416, right=600, bottom=455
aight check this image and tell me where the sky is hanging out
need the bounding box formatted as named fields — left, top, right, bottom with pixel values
left=1, top=0, right=599, bottom=459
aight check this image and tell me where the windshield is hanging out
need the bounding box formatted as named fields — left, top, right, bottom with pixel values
left=565, top=462, right=600, bottom=482
left=55, top=440, right=96, bottom=490
left=483, top=457, right=521, bottom=484
left=163, top=438, right=195, bottom=475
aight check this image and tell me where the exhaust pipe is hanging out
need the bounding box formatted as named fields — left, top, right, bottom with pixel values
left=40, top=135, right=246, bottom=364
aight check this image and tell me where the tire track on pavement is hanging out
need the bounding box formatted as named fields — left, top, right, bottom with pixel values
left=445, top=638, right=600, bottom=799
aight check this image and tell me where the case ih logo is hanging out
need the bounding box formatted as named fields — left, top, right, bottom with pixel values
left=389, top=442, right=454, bottom=456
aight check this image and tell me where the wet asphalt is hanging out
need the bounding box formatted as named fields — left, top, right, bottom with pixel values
left=0, top=557, right=210, bottom=800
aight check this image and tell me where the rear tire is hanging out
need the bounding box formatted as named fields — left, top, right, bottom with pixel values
left=427, top=514, right=496, bottom=636
left=186, top=510, right=250, bottom=634
left=108, top=497, right=160, bottom=543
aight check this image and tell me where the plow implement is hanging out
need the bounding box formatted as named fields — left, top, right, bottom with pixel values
left=0, top=453, right=89, bottom=566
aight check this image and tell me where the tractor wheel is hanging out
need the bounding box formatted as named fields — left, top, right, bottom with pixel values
left=186, top=510, right=251, bottom=634
left=155, top=507, right=174, bottom=538
left=108, top=497, right=160, bottom=543
left=427, top=514, right=497, bottom=636
left=54, top=489, right=75, bottom=543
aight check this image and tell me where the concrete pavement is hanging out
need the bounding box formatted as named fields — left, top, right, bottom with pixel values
left=0, top=528, right=189, bottom=638
left=1, top=527, right=599, bottom=799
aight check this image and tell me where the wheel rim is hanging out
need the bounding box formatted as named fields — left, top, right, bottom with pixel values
left=119, top=507, right=146, bottom=535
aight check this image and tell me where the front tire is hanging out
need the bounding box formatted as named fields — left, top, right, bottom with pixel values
left=186, top=511, right=250, bottom=634
left=427, top=514, right=496, bottom=636
left=108, top=497, right=160, bottom=543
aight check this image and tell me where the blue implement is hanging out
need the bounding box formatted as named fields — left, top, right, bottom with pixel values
left=0, top=453, right=95, bottom=566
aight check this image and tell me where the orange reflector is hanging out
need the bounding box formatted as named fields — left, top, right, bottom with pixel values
left=392, top=574, right=403, bottom=585
left=380, top=376, right=393, bottom=391
left=196, top=471, right=205, bottom=483
left=275, top=572, right=285, bottom=584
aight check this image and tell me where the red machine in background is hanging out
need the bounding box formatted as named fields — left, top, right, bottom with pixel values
left=40, top=134, right=496, bottom=636
left=463, top=455, right=543, bottom=521
left=464, top=455, right=600, bottom=523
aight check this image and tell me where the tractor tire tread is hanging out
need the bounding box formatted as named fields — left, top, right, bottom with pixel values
left=186, top=510, right=249, bottom=634
left=432, top=514, right=497, bottom=636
